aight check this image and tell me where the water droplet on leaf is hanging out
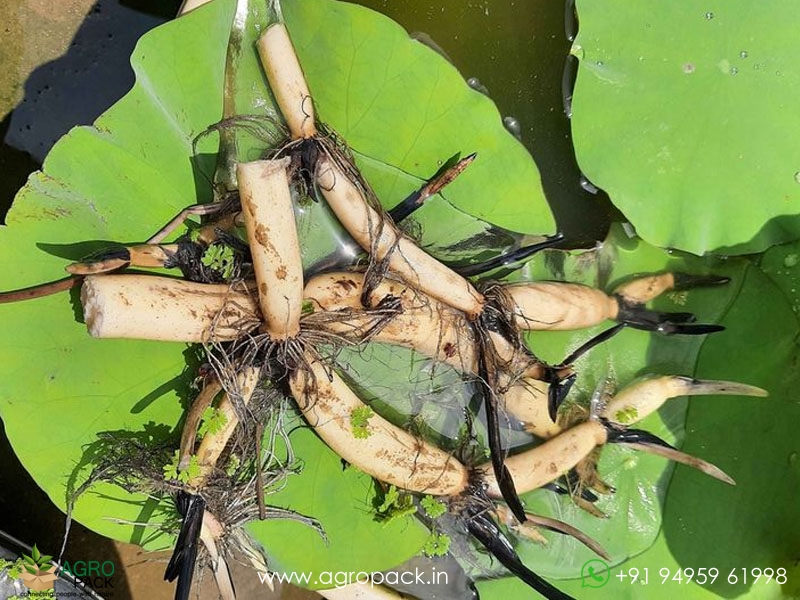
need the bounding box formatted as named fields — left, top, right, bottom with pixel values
left=503, top=116, right=522, bottom=140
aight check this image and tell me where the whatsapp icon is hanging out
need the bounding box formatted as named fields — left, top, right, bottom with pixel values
left=581, top=559, right=610, bottom=588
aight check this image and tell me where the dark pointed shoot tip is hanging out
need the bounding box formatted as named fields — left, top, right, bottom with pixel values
left=466, top=512, right=576, bottom=600
left=606, top=427, right=675, bottom=449
left=453, top=233, right=565, bottom=277
left=656, top=322, right=725, bottom=336
left=547, top=372, right=576, bottom=422
left=164, top=492, right=205, bottom=600
left=616, top=302, right=724, bottom=336
left=559, top=323, right=626, bottom=366
left=672, top=272, right=731, bottom=290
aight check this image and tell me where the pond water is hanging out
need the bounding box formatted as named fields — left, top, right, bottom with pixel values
left=356, top=0, right=613, bottom=244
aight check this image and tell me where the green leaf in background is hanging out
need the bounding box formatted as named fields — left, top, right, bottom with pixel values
left=326, top=225, right=757, bottom=584
left=458, top=226, right=739, bottom=581
left=0, top=0, right=232, bottom=556
left=283, top=0, right=553, bottom=236
left=571, top=0, right=800, bottom=255
left=0, top=0, right=551, bottom=583
left=479, top=237, right=800, bottom=599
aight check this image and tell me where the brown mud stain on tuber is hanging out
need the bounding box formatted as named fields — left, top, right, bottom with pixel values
left=255, top=224, right=270, bottom=247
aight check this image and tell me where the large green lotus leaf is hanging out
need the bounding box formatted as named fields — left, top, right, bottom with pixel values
left=0, top=0, right=234, bottom=554
left=211, top=0, right=554, bottom=236
left=664, top=244, right=800, bottom=599
left=571, top=0, right=800, bottom=255
left=478, top=226, right=741, bottom=580
left=0, top=0, right=553, bottom=584
left=479, top=244, right=800, bottom=598
left=322, top=225, right=745, bottom=582
left=283, top=0, right=553, bottom=235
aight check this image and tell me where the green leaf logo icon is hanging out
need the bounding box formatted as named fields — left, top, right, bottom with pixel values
left=21, top=544, right=53, bottom=573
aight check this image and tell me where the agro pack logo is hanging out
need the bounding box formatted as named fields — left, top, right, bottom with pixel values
left=60, top=556, right=116, bottom=591
left=19, top=545, right=57, bottom=592
left=17, top=542, right=117, bottom=593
